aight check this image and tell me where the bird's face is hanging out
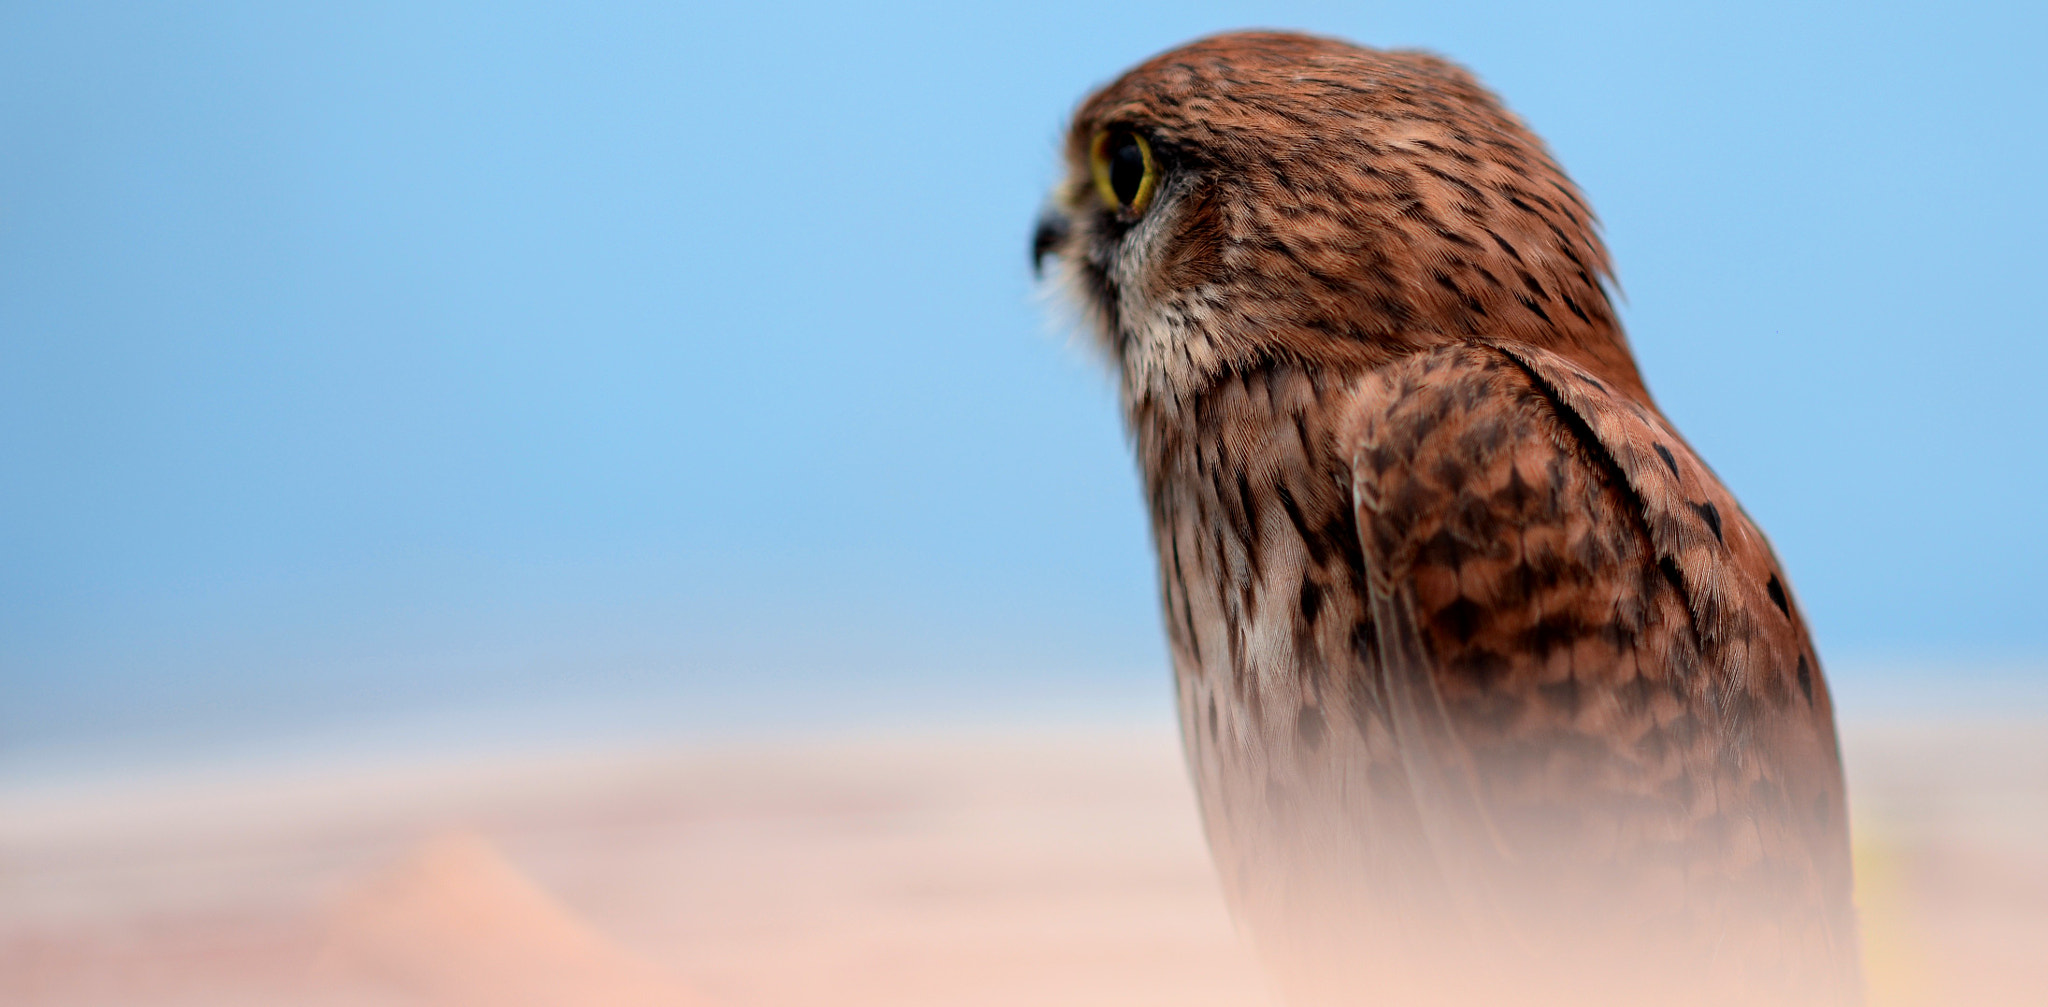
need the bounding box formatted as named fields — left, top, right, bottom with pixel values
left=1035, top=32, right=1647, bottom=409
left=1034, top=106, right=1250, bottom=408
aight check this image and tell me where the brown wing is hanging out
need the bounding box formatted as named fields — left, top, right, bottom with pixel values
left=1343, top=340, right=1858, bottom=1000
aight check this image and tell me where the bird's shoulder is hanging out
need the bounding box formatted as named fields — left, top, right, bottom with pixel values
left=1329, top=338, right=1853, bottom=948
left=1335, top=337, right=1826, bottom=715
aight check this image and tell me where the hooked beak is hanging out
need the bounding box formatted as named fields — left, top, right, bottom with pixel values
left=1031, top=208, right=1070, bottom=278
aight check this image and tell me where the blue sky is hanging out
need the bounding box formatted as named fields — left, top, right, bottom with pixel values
left=4, top=2, right=2044, bottom=762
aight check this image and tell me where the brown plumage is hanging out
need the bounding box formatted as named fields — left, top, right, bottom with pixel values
left=1035, top=32, right=1858, bottom=1005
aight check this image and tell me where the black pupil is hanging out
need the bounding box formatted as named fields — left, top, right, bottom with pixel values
left=1108, top=133, right=1146, bottom=206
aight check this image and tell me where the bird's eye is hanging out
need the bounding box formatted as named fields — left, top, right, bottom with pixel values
left=1090, top=127, right=1157, bottom=215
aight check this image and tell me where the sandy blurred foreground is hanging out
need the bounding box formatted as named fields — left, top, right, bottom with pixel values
left=1, top=720, right=2043, bottom=1007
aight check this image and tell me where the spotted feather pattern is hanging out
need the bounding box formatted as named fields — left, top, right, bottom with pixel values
left=1345, top=341, right=1857, bottom=999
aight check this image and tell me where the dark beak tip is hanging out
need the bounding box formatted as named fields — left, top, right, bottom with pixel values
left=1031, top=212, right=1069, bottom=278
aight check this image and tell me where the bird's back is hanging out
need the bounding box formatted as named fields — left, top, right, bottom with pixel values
left=1143, top=341, right=1858, bottom=1006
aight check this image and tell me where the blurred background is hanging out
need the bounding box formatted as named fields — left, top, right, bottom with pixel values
left=5, top=0, right=2046, bottom=770
left=2, top=2, right=2044, bottom=1005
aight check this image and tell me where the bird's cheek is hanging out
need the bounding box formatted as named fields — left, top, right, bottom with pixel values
left=1155, top=197, right=1225, bottom=291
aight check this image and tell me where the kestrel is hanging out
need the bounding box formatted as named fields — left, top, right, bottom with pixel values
left=1035, top=32, right=1858, bottom=1006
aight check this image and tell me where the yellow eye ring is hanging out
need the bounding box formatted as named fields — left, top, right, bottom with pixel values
left=1090, top=128, right=1158, bottom=215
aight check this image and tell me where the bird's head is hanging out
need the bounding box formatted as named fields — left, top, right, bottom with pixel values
left=1035, top=31, right=1648, bottom=409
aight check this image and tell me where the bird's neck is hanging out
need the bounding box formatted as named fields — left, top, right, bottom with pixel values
left=1120, top=321, right=1654, bottom=432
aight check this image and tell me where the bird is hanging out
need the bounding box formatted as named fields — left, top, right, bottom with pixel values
left=1034, top=31, right=1859, bottom=1006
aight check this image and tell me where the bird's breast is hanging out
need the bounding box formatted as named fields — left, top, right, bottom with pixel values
left=1134, top=366, right=1421, bottom=884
